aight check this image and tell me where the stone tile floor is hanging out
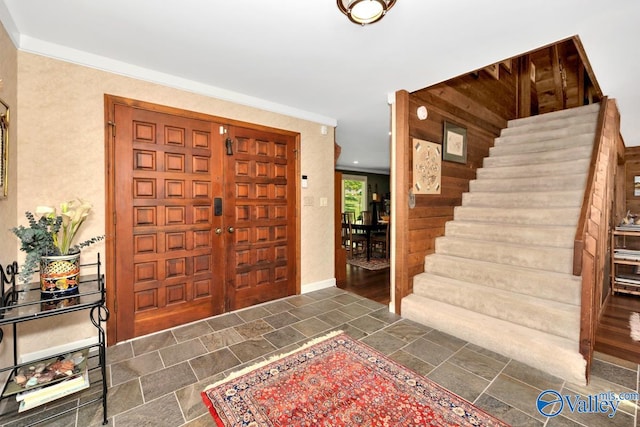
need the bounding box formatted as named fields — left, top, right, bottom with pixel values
left=1, top=287, right=638, bottom=426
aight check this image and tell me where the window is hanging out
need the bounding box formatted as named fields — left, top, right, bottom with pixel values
left=342, top=174, right=367, bottom=221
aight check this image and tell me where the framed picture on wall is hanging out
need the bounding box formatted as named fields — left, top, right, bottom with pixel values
left=443, top=121, right=467, bottom=164
left=0, top=98, right=9, bottom=199
left=634, top=176, right=640, bottom=197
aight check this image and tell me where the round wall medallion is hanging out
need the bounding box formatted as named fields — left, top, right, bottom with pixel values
left=417, top=106, right=428, bottom=120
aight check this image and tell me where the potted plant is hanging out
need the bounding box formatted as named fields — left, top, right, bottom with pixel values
left=11, top=199, right=104, bottom=293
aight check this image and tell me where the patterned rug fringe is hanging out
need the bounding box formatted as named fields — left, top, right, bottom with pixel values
left=203, top=329, right=344, bottom=391
left=346, top=257, right=389, bottom=270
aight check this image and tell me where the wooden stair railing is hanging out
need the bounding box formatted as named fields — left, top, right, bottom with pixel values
left=573, top=97, right=622, bottom=382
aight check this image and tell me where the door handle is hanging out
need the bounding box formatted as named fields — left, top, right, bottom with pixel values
left=215, top=228, right=222, bottom=235
left=227, top=227, right=235, bottom=233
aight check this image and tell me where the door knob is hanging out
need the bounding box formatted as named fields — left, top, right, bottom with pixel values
left=215, top=228, right=222, bottom=235
left=227, top=227, right=235, bottom=233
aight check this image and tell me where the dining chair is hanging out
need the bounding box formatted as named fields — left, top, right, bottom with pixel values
left=341, top=212, right=355, bottom=249
left=371, top=220, right=390, bottom=260
left=344, top=212, right=366, bottom=258
left=360, top=210, right=372, bottom=225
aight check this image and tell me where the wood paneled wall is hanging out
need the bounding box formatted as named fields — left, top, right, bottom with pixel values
left=624, top=147, right=640, bottom=216
left=393, top=69, right=513, bottom=310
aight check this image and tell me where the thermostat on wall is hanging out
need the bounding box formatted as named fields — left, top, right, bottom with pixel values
left=302, top=175, right=308, bottom=188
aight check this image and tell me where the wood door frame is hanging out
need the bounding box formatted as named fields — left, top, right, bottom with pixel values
left=334, top=171, right=346, bottom=287
left=104, top=95, right=301, bottom=345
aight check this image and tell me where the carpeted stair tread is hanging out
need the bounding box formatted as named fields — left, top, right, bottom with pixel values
left=492, top=133, right=595, bottom=154
left=411, top=273, right=580, bottom=340
left=483, top=145, right=592, bottom=168
left=400, top=295, right=586, bottom=385
left=453, top=206, right=580, bottom=226
left=461, top=190, right=583, bottom=208
left=422, top=254, right=581, bottom=305
left=492, top=122, right=596, bottom=146
left=444, top=221, right=575, bottom=248
left=477, top=158, right=590, bottom=179
left=469, top=173, right=587, bottom=193
left=504, top=103, right=600, bottom=130
left=435, top=236, right=574, bottom=274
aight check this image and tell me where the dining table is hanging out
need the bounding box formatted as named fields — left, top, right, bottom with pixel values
left=345, top=222, right=387, bottom=261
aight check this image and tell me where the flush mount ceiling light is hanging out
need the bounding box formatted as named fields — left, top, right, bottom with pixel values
left=337, top=0, right=396, bottom=25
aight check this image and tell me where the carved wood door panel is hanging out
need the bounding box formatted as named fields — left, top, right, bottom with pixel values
left=108, top=99, right=298, bottom=343
left=224, top=126, right=297, bottom=310
left=113, top=104, right=225, bottom=341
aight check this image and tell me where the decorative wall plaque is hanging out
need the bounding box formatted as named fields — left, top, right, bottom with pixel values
left=412, top=139, right=441, bottom=195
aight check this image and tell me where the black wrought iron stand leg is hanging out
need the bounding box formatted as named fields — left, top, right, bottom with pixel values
left=91, top=305, right=110, bottom=425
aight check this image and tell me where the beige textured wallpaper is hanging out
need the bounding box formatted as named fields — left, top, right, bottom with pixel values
left=0, top=22, right=17, bottom=263
left=0, top=18, right=18, bottom=369
left=8, top=49, right=335, bottom=352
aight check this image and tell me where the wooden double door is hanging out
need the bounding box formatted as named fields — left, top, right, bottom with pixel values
left=106, top=96, right=298, bottom=344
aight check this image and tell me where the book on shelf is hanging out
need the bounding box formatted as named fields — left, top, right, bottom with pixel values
left=615, top=276, right=640, bottom=285
left=614, top=249, right=640, bottom=261
left=615, top=225, right=640, bottom=231
left=17, top=370, right=89, bottom=413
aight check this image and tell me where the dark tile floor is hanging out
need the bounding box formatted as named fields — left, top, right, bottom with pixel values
left=2, top=287, right=639, bottom=426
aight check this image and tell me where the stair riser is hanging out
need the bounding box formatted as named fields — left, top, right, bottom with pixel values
left=494, top=123, right=596, bottom=145
left=401, top=295, right=587, bottom=385
left=501, top=113, right=599, bottom=136
left=412, top=276, right=579, bottom=340
left=478, top=159, right=589, bottom=179
left=422, top=255, right=581, bottom=305
left=461, top=191, right=583, bottom=208
left=435, top=237, right=574, bottom=274
left=444, top=222, right=574, bottom=248
left=506, top=103, right=600, bottom=129
left=470, top=174, right=586, bottom=193
left=483, top=145, right=592, bottom=168
left=453, top=207, right=580, bottom=226
left=492, top=133, right=594, bottom=155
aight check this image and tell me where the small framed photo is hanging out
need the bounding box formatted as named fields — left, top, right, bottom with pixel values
left=443, top=121, right=467, bottom=164
left=634, top=176, right=640, bottom=197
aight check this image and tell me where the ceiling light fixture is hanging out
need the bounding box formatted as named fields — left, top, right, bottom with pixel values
left=337, top=0, right=396, bottom=25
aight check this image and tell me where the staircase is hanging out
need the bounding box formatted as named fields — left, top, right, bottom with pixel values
left=401, top=103, right=601, bottom=385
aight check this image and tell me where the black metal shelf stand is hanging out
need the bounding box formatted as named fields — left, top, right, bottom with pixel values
left=0, top=254, right=109, bottom=425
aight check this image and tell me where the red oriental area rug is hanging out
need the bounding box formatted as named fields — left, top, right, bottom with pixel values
left=201, top=331, right=510, bottom=426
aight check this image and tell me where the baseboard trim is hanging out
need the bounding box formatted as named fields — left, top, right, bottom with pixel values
left=20, top=337, right=98, bottom=363
left=301, top=279, right=336, bottom=294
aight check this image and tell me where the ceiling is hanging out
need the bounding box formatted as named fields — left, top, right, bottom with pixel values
left=0, top=1, right=638, bottom=174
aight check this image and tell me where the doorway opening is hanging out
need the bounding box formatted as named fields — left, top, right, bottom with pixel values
left=336, top=171, right=390, bottom=305
left=342, top=174, right=368, bottom=221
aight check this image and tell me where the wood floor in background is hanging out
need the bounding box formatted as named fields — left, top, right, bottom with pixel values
left=339, top=264, right=390, bottom=306
left=595, top=293, right=640, bottom=364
